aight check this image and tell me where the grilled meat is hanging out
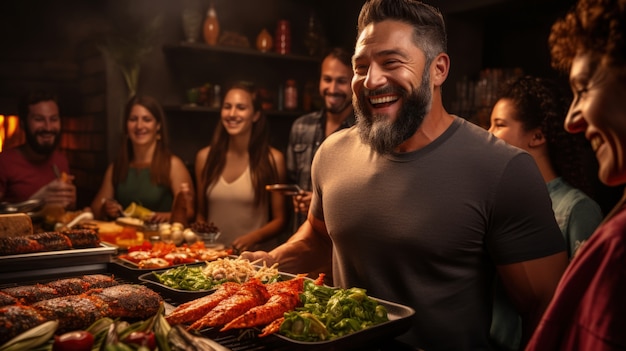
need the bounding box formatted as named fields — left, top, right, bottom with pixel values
left=2, top=284, right=59, bottom=304
left=46, top=278, right=90, bottom=296
left=80, top=274, right=117, bottom=289
left=1, top=274, right=118, bottom=304
left=61, top=229, right=100, bottom=248
left=189, top=279, right=270, bottom=329
left=0, top=291, right=16, bottom=307
left=0, top=305, right=47, bottom=345
left=0, top=235, right=54, bottom=255
left=0, top=229, right=99, bottom=256
left=32, top=295, right=109, bottom=333
left=33, top=232, right=73, bottom=250
left=165, top=282, right=241, bottom=325
left=88, top=285, right=162, bottom=319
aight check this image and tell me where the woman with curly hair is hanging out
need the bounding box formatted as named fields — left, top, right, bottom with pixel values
left=489, top=76, right=603, bottom=258
left=488, top=76, right=604, bottom=351
left=526, top=0, right=626, bottom=349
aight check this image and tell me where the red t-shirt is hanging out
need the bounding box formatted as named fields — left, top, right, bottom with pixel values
left=526, top=205, right=626, bottom=350
left=0, top=147, right=70, bottom=203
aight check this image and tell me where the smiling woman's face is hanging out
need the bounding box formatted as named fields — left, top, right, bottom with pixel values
left=564, top=53, right=626, bottom=186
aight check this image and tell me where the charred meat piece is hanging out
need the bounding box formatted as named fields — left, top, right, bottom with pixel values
left=0, top=304, right=47, bottom=345
left=0, top=291, right=17, bottom=308
left=81, top=274, right=118, bottom=289
left=62, top=229, right=101, bottom=248
left=32, top=295, right=109, bottom=333
left=0, top=232, right=72, bottom=255
left=88, top=285, right=162, bottom=319
left=33, top=232, right=73, bottom=250
left=2, top=284, right=59, bottom=304
left=46, top=278, right=91, bottom=296
left=0, top=236, right=43, bottom=255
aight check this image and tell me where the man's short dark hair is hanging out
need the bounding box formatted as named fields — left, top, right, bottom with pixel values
left=18, top=90, right=59, bottom=123
left=325, top=47, right=353, bottom=69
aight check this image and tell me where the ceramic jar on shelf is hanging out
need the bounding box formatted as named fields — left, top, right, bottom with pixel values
left=203, top=2, right=220, bottom=46
left=256, top=28, right=273, bottom=52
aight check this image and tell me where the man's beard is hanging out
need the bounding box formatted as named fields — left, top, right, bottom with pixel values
left=324, top=92, right=352, bottom=115
left=25, top=129, right=60, bottom=155
left=354, top=72, right=432, bottom=154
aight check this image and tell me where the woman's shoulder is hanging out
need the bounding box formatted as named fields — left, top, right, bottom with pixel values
left=195, top=146, right=211, bottom=160
left=269, top=147, right=285, bottom=160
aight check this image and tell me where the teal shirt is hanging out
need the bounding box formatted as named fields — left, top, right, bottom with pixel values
left=547, top=177, right=604, bottom=257
left=115, top=168, right=173, bottom=212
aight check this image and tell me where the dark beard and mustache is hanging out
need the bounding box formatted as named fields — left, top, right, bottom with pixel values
left=354, top=72, right=432, bottom=154
left=25, top=129, right=60, bottom=155
left=324, top=91, right=352, bottom=115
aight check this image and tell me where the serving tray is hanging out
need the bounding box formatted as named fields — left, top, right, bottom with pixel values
left=272, top=297, right=415, bottom=350
left=0, top=243, right=118, bottom=283
left=138, top=263, right=215, bottom=302
left=150, top=268, right=415, bottom=350
left=138, top=261, right=287, bottom=302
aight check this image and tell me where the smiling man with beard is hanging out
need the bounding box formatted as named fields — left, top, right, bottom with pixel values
left=243, top=1, right=569, bottom=349
left=0, top=90, right=76, bottom=209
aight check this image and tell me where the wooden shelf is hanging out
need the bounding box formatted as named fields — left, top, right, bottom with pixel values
left=164, top=104, right=306, bottom=118
left=163, top=42, right=321, bottom=64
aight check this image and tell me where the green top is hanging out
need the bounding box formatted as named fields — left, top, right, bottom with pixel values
left=116, top=167, right=173, bottom=212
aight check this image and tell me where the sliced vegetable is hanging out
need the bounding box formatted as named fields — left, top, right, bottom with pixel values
left=279, top=280, right=389, bottom=342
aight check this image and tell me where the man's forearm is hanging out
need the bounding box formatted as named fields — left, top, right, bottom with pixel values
left=270, top=222, right=332, bottom=281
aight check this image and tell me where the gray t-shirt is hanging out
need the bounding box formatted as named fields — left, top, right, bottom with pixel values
left=310, top=117, right=565, bottom=350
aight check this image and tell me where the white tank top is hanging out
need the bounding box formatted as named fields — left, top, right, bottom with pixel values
left=206, top=166, right=268, bottom=248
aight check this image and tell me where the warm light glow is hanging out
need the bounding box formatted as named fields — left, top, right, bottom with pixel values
left=0, top=115, right=21, bottom=152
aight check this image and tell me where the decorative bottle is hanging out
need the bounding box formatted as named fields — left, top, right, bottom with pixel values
left=203, top=2, right=220, bottom=46
left=274, top=20, right=291, bottom=55
left=284, top=80, right=298, bottom=110
left=170, top=182, right=193, bottom=227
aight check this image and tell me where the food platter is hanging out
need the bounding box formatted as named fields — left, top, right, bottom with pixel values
left=272, top=297, right=415, bottom=350
left=138, top=259, right=283, bottom=302
left=151, top=270, right=416, bottom=350
left=138, top=263, right=216, bottom=301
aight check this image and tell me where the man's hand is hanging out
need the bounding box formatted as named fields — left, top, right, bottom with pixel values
left=292, top=190, right=313, bottom=214
left=30, top=178, right=76, bottom=209
left=240, top=250, right=278, bottom=267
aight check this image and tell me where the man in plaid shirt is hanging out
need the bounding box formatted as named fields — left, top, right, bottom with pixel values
left=286, top=47, right=355, bottom=228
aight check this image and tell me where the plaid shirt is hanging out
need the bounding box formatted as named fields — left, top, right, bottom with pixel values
left=286, top=109, right=355, bottom=191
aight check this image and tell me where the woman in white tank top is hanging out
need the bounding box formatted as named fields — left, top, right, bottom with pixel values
left=195, top=82, right=287, bottom=252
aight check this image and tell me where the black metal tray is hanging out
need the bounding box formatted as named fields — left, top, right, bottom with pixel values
left=138, top=263, right=215, bottom=302
left=138, top=263, right=296, bottom=302
left=272, top=297, right=415, bottom=350
left=149, top=268, right=415, bottom=350
left=0, top=243, right=117, bottom=283
left=183, top=292, right=415, bottom=351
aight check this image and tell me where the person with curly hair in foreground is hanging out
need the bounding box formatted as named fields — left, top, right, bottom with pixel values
left=526, top=0, right=626, bottom=349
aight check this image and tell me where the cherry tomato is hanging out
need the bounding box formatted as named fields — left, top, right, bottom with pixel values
left=52, top=331, right=94, bottom=351
left=123, top=331, right=156, bottom=350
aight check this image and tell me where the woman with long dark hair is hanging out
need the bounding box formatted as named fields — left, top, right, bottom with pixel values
left=195, top=82, right=287, bottom=252
left=91, top=95, right=194, bottom=223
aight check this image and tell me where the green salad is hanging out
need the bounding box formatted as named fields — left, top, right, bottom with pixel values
left=280, top=280, right=389, bottom=342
